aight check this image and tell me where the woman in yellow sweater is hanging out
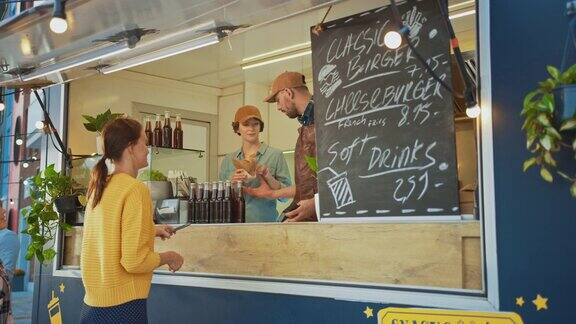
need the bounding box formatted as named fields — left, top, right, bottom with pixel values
left=80, top=117, right=183, bottom=323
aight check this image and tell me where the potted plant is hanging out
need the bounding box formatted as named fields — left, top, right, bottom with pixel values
left=82, top=109, right=124, bottom=154
left=11, top=269, right=25, bottom=291
left=22, top=164, right=82, bottom=263
left=521, top=64, right=576, bottom=197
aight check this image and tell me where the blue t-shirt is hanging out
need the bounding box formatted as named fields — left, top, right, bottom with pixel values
left=0, top=229, right=20, bottom=280
left=220, top=143, right=292, bottom=222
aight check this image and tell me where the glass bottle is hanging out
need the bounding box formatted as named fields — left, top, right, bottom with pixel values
left=188, top=183, right=197, bottom=223
left=233, top=181, right=245, bottom=223
left=222, top=181, right=232, bottom=223
left=174, top=114, right=183, bottom=149
left=153, top=114, right=163, bottom=147
left=209, top=182, right=219, bottom=223
left=144, top=116, right=153, bottom=146
left=202, top=182, right=211, bottom=223
left=162, top=111, right=172, bottom=148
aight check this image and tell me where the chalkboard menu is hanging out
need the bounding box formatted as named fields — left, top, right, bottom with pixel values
left=311, top=0, right=460, bottom=219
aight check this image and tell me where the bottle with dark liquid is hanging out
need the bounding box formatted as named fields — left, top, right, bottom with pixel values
left=209, top=182, right=219, bottom=223
left=144, top=116, right=153, bottom=146
left=174, top=114, right=183, bottom=149
left=233, top=181, right=245, bottom=223
left=202, top=182, right=211, bottom=223
left=188, top=183, right=197, bottom=223
left=216, top=181, right=224, bottom=223
left=153, top=114, right=163, bottom=147
left=162, top=111, right=172, bottom=148
left=222, top=181, right=232, bottom=223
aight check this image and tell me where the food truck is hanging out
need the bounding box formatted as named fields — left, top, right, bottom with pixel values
left=0, top=0, right=573, bottom=323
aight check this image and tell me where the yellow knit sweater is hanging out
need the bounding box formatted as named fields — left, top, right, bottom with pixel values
left=81, top=173, right=160, bottom=307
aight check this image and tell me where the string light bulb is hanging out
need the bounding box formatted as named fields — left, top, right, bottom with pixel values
left=23, top=162, right=29, bottom=168
left=384, top=30, right=403, bottom=49
left=0, top=99, right=4, bottom=112
left=35, top=120, right=45, bottom=130
left=466, top=104, right=481, bottom=118
left=15, top=138, right=23, bottom=146
left=50, top=0, right=68, bottom=34
left=9, top=198, right=14, bottom=205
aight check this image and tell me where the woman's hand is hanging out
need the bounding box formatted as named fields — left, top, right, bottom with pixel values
left=160, top=251, right=184, bottom=272
left=231, top=169, right=254, bottom=183
left=155, top=224, right=175, bottom=240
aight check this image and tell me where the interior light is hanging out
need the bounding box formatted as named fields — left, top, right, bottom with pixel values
left=466, top=104, right=481, bottom=118
left=384, top=31, right=403, bottom=49
left=50, top=0, right=68, bottom=34
left=101, top=33, right=220, bottom=74
left=23, top=162, right=29, bottom=168
left=21, top=40, right=132, bottom=81
left=0, top=101, right=4, bottom=112
left=15, top=138, right=23, bottom=146
left=242, top=50, right=312, bottom=70
left=9, top=198, right=14, bottom=205
left=35, top=120, right=45, bottom=130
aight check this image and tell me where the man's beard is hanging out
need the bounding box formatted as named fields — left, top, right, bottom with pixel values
left=285, top=106, right=299, bottom=119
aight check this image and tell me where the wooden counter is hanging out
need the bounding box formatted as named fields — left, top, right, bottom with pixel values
left=64, top=221, right=482, bottom=290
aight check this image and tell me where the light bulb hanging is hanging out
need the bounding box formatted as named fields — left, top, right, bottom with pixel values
left=50, top=0, right=68, bottom=34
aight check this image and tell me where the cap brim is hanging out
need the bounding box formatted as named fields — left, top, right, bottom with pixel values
left=238, top=115, right=263, bottom=124
left=263, top=91, right=279, bottom=103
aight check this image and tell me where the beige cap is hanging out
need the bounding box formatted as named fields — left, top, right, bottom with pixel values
left=234, top=105, right=263, bottom=124
left=263, top=71, right=307, bottom=103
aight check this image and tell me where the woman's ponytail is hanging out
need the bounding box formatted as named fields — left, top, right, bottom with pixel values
left=87, top=156, right=109, bottom=209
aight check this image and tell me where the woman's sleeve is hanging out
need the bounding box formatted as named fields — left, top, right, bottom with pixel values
left=120, top=183, right=161, bottom=274
left=275, top=151, right=292, bottom=188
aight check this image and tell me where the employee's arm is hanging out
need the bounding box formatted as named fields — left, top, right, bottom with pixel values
left=244, top=179, right=295, bottom=199
left=258, top=154, right=292, bottom=190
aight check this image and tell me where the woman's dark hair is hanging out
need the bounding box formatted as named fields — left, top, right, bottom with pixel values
left=87, top=117, right=142, bottom=208
left=231, top=120, right=264, bottom=136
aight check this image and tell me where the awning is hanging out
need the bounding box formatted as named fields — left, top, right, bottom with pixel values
left=0, top=0, right=338, bottom=88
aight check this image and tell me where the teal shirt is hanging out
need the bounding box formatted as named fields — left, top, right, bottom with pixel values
left=219, top=143, right=292, bottom=222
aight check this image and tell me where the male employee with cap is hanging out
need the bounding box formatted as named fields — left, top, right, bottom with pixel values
left=219, top=105, right=292, bottom=223
left=245, top=71, right=317, bottom=222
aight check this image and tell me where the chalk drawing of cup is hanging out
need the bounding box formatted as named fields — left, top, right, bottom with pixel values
left=321, top=167, right=355, bottom=209
left=318, top=64, right=342, bottom=98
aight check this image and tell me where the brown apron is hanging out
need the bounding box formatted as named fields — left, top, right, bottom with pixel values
left=282, top=124, right=318, bottom=221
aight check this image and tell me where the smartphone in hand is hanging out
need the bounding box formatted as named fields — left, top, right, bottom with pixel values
left=173, top=223, right=191, bottom=232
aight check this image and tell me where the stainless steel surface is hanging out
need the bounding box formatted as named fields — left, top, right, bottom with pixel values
left=145, top=180, right=173, bottom=200
left=0, top=0, right=340, bottom=87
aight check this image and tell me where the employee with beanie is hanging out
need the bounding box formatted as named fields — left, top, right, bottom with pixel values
left=219, top=105, right=292, bottom=223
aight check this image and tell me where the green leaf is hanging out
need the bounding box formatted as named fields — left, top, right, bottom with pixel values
left=537, top=114, right=551, bottom=127
left=25, top=247, right=35, bottom=261
left=560, top=118, right=576, bottom=131
left=526, top=134, right=537, bottom=149
left=547, top=65, right=560, bottom=80
left=522, top=91, right=539, bottom=111
left=540, top=135, right=553, bottom=151
left=571, top=182, right=576, bottom=198
left=540, top=167, right=553, bottom=182
left=35, top=249, right=44, bottom=263
left=545, top=127, right=562, bottom=140
left=61, top=222, right=73, bottom=232
left=543, top=151, right=557, bottom=167
left=522, top=157, right=537, bottom=172
left=536, top=95, right=554, bottom=113
left=83, top=123, right=98, bottom=132
left=304, top=155, right=318, bottom=173
left=43, top=249, right=56, bottom=262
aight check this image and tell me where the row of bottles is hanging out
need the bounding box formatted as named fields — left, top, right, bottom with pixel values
left=187, top=180, right=245, bottom=224
left=144, top=111, right=183, bottom=149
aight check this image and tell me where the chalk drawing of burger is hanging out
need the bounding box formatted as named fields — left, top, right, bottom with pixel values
left=318, top=64, right=342, bottom=98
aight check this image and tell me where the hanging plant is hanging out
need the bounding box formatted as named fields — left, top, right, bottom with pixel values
left=521, top=64, right=576, bottom=197
left=21, top=164, right=82, bottom=263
